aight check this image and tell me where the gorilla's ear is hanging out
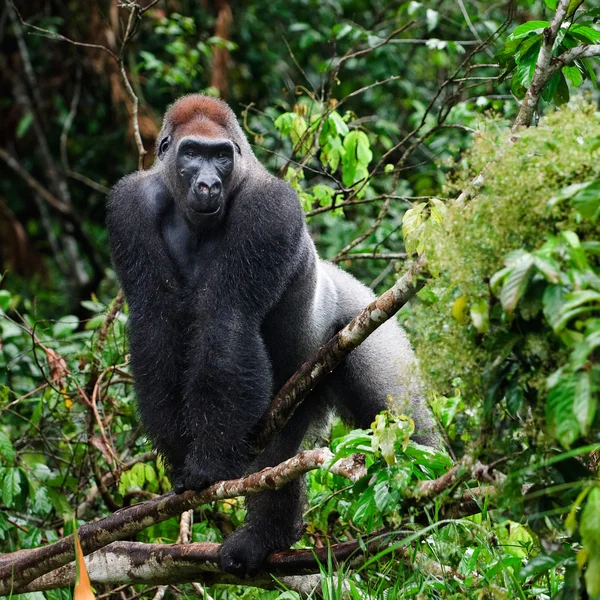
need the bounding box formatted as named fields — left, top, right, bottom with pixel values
left=158, top=136, right=172, bottom=160
left=233, top=141, right=241, bottom=155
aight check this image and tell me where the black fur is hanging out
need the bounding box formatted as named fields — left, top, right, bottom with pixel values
left=107, top=95, right=438, bottom=577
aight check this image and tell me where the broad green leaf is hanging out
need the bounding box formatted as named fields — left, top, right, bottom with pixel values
left=581, top=488, right=600, bottom=597
left=2, top=467, right=22, bottom=507
left=0, top=290, right=10, bottom=311
left=546, top=376, right=579, bottom=447
left=562, top=64, right=583, bottom=87
left=506, top=385, right=524, bottom=415
left=555, top=71, right=570, bottom=105
left=52, top=315, right=79, bottom=338
left=570, top=24, right=600, bottom=43
left=519, top=549, right=571, bottom=580
left=510, top=21, right=549, bottom=39
left=573, top=371, right=594, bottom=434
left=0, top=431, right=16, bottom=464
left=542, top=71, right=561, bottom=102
left=543, top=285, right=569, bottom=330
left=328, top=111, right=349, bottom=137
left=32, top=486, right=52, bottom=516
left=274, top=112, right=296, bottom=136
left=499, top=251, right=535, bottom=313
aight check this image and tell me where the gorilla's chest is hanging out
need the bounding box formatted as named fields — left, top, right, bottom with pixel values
left=161, top=209, right=222, bottom=283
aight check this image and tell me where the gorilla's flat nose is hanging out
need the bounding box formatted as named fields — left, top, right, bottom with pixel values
left=195, top=178, right=221, bottom=202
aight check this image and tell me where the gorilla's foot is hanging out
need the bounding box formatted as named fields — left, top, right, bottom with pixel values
left=219, top=525, right=277, bottom=577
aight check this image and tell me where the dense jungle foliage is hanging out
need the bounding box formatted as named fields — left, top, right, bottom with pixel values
left=1, top=0, right=599, bottom=599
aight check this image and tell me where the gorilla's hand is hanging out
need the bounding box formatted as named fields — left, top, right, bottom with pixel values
left=219, top=525, right=274, bottom=577
left=174, top=455, right=243, bottom=493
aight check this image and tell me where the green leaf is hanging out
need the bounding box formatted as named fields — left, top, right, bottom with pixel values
left=274, top=112, right=296, bottom=136
left=562, top=64, right=583, bottom=88
left=2, top=467, right=22, bottom=507
left=555, top=71, right=570, bottom=105
left=16, top=112, right=34, bottom=139
left=543, top=0, right=558, bottom=9
left=470, top=298, right=490, bottom=333
left=543, top=285, right=569, bottom=330
left=52, top=315, right=79, bottom=338
left=32, top=487, right=52, bottom=516
left=519, top=549, right=571, bottom=580
left=573, top=371, right=594, bottom=434
left=499, top=251, right=535, bottom=313
left=516, top=40, right=541, bottom=89
left=506, top=385, right=524, bottom=415
left=542, top=71, right=561, bottom=102
left=328, top=111, right=349, bottom=137
left=569, top=24, right=600, bottom=43
left=0, top=431, right=16, bottom=464
left=546, top=375, right=580, bottom=447
left=581, top=488, right=600, bottom=597
left=0, top=290, right=11, bottom=312
left=510, top=21, right=549, bottom=39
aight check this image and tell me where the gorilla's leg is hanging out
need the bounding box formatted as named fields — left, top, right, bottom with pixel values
left=129, top=317, right=191, bottom=491
left=220, top=399, right=327, bottom=577
left=334, top=323, right=440, bottom=447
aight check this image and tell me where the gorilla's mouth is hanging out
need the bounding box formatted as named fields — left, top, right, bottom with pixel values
left=189, top=203, right=221, bottom=216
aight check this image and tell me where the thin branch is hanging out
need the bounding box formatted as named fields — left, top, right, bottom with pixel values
left=0, top=148, right=72, bottom=215
left=7, top=1, right=117, bottom=60
left=337, top=21, right=416, bottom=66
left=512, top=0, right=570, bottom=130
left=306, top=195, right=432, bottom=217
left=334, top=253, right=408, bottom=261
left=331, top=198, right=391, bottom=262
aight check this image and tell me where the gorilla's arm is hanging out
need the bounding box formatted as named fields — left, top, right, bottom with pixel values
left=107, top=173, right=191, bottom=484
left=180, top=178, right=308, bottom=490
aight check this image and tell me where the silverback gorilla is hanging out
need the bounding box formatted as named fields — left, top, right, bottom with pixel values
left=107, top=95, right=438, bottom=577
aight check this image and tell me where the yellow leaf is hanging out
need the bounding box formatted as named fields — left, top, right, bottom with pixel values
left=452, top=296, right=469, bottom=323
left=577, top=547, right=589, bottom=569
left=73, top=522, right=95, bottom=600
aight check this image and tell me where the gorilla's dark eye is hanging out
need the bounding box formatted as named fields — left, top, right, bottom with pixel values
left=217, top=152, right=227, bottom=159
left=158, top=136, right=171, bottom=159
left=185, top=150, right=197, bottom=159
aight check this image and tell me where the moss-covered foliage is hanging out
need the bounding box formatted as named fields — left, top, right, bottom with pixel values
left=410, top=103, right=600, bottom=448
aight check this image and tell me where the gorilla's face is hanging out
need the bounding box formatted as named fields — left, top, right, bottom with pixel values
left=176, top=137, right=236, bottom=222
left=161, top=135, right=237, bottom=225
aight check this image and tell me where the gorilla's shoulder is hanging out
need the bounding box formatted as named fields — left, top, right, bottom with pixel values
left=109, top=170, right=171, bottom=216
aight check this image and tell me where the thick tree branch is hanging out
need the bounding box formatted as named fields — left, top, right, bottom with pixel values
left=0, top=448, right=357, bottom=594
left=17, top=468, right=512, bottom=594
left=252, top=254, right=430, bottom=453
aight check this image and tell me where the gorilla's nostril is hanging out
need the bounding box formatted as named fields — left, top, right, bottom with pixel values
left=209, top=182, right=222, bottom=199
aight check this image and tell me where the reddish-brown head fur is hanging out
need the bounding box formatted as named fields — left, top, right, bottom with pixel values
left=164, top=95, right=232, bottom=140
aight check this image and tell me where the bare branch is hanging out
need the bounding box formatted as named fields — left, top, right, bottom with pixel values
left=331, top=198, right=391, bottom=262
left=334, top=253, right=408, bottom=261
left=0, top=148, right=72, bottom=215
